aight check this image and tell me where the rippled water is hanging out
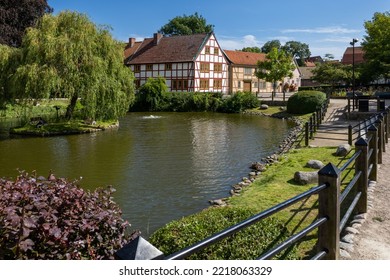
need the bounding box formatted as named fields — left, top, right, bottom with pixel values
left=0, top=112, right=292, bottom=236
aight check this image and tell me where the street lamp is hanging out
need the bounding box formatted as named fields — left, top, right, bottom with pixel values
left=350, top=38, right=358, bottom=109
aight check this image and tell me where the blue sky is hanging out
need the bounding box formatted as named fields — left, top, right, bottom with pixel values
left=48, top=0, right=389, bottom=60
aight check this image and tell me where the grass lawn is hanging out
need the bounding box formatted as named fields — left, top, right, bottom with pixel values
left=228, top=146, right=354, bottom=258
left=10, top=120, right=118, bottom=136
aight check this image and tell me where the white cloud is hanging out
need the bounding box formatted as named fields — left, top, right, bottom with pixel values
left=218, top=34, right=263, bottom=50
left=282, top=26, right=362, bottom=34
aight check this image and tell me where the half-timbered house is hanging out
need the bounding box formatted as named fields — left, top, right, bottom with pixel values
left=125, top=33, right=230, bottom=93
left=224, top=50, right=301, bottom=94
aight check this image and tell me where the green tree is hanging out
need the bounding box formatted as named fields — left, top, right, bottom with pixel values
left=241, top=46, right=261, bottom=53
left=138, top=77, right=168, bottom=111
left=0, top=44, right=16, bottom=107
left=9, top=11, right=135, bottom=121
left=311, top=62, right=350, bottom=87
left=0, top=0, right=53, bottom=47
left=362, top=11, right=390, bottom=81
left=158, top=13, right=214, bottom=36
left=255, top=47, right=294, bottom=101
left=261, top=40, right=281, bottom=53
left=282, top=41, right=311, bottom=66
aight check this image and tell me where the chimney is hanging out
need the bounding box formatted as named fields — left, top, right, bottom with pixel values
left=128, top=37, right=136, bottom=48
left=153, top=33, right=163, bottom=45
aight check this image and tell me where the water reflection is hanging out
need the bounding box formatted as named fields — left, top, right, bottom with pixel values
left=0, top=112, right=292, bottom=237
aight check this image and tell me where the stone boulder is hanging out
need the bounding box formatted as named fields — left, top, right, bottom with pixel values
left=294, top=171, right=318, bottom=185
left=306, top=160, right=325, bottom=169
left=336, top=144, right=351, bottom=156
left=260, top=104, right=269, bottom=110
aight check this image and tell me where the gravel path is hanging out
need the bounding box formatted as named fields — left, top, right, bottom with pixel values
left=342, top=147, right=390, bottom=259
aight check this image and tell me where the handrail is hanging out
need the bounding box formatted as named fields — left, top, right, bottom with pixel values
left=340, top=192, right=362, bottom=232
left=258, top=217, right=328, bottom=260
left=340, top=150, right=361, bottom=171
left=165, top=183, right=328, bottom=260
left=340, top=171, right=361, bottom=204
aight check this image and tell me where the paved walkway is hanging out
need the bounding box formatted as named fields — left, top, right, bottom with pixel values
left=310, top=99, right=359, bottom=147
left=311, top=98, right=390, bottom=259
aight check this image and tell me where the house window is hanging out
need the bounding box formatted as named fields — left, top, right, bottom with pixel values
left=244, top=68, right=252, bottom=75
left=213, top=79, right=222, bottom=90
left=214, top=48, right=219, bottom=56
left=205, top=46, right=210, bottom=54
left=214, top=63, right=222, bottom=73
left=172, top=79, right=189, bottom=91
left=200, top=63, right=210, bottom=73
left=134, top=79, right=141, bottom=88
left=165, top=63, right=172, bottom=70
left=146, top=64, right=153, bottom=71
left=238, top=81, right=241, bottom=88
left=200, top=79, right=209, bottom=90
left=253, top=82, right=258, bottom=88
left=259, top=81, right=266, bottom=89
left=134, top=65, right=141, bottom=73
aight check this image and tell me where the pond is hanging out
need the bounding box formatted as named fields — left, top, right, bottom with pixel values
left=0, top=112, right=293, bottom=237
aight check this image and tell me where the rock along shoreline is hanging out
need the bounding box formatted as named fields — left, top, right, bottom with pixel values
left=209, top=109, right=304, bottom=207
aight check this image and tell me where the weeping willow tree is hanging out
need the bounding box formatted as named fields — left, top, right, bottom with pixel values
left=9, top=11, right=135, bottom=121
left=0, top=44, right=19, bottom=108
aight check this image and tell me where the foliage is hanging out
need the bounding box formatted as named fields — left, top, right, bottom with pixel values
left=0, top=44, right=19, bottom=107
left=362, top=11, right=390, bottom=81
left=137, top=77, right=168, bottom=111
left=0, top=0, right=53, bottom=47
left=287, top=91, right=327, bottom=114
left=149, top=207, right=298, bottom=260
left=261, top=40, right=282, bottom=53
left=255, top=47, right=294, bottom=100
left=0, top=172, right=137, bottom=260
left=241, top=46, right=261, bottom=53
left=311, top=62, right=352, bottom=87
left=8, top=11, right=135, bottom=121
left=282, top=41, right=311, bottom=66
left=158, top=12, right=214, bottom=36
left=220, top=92, right=260, bottom=113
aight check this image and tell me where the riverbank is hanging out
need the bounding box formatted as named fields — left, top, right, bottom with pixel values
left=9, top=120, right=119, bottom=137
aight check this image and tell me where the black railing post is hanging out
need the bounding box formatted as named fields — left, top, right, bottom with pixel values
left=384, top=111, right=389, bottom=144
left=313, top=113, right=317, bottom=133
left=310, top=116, right=314, bottom=139
left=368, top=125, right=378, bottom=181
left=318, top=163, right=341, bottom=260
left=375, top=117, right=384, bottom=163
left=305, top=122, right=309, bottom=146
left=355, top=138, right=369, bottom=214
left=348, top=125, right=353, bottom=145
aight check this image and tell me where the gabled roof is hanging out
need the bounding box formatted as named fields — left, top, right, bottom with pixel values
left=224, top=50, right=266, bottom=66
left=299, top=66, right=316, bottom=79
left=125, top=33, right=211, bottom=65
left=341, top=46, right=365, bottom=65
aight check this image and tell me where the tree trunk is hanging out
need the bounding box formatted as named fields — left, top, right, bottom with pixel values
left=272, top=82, right=276, bottom=102
left=65, top=95, right=79, bottom=120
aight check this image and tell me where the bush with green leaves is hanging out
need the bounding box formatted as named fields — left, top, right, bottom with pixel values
left=0, top=172, right=137, bottom=260
left=149, top=207, right=298, bottom=260
left=287, top=91, right=327, bottom=114
left=220, top=92, right=260, bottom=113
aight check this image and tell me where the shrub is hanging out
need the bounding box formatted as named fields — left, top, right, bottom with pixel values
left=149, top=207, right=298, bottom=260
left=0, top=172, right=137, bottom=260
left=287, top=91, right=327, bottom=114
left=220, top=92, right=260, bottom=113
left=137, top=77, right=168, bottom=111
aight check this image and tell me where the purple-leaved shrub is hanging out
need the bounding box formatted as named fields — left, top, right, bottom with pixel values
left=0, top=172, right=138, bottom=259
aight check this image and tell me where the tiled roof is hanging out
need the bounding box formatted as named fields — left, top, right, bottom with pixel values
left=125, top=33, right=210, bottom=65
left=224, top=50, right=266, bottom=66
left=299, top=67, right=315, bottom=79
left=341, top=46, right=365, bottom=64
left=124, top=41, right=142, bottom=61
